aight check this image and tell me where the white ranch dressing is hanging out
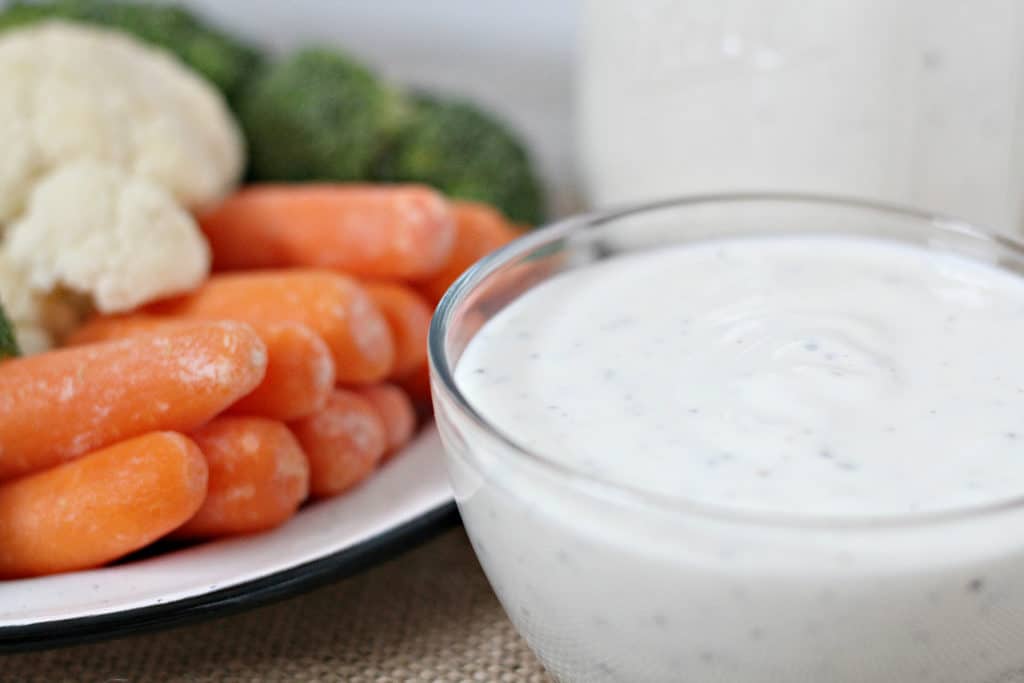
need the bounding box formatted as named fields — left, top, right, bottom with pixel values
left=448, top=234, right=1024, bottom=682
left=458, top=235, right=1024, bottom=517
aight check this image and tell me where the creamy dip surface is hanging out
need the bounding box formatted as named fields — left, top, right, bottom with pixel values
left=456, top=235, right=1024, bottom=517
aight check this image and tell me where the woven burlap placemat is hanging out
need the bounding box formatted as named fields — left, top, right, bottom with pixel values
left=3, top=529, right=550, bottom=682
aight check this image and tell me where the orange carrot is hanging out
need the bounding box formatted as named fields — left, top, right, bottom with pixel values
left=289, top=389, right=387, bottom=497
left=175, top=417, right=309, bottom=538
left=357, top=383, right=416, bottom=458
left=364, top=282, right=432, bottom=379
left=65, top=313, right=181, bottom=346
left=69, top=315, right=336, bottom=422
left=227, top=323, right=334, bottom=421
left=0, top=432, right=207, bottom=578
left=416, top=200, right=518, bottom=304
left=0, top=322, right=266, bottom=481
left=199, top=184, right=456, bottom=279
left=148, top=270, right=393, bottom=385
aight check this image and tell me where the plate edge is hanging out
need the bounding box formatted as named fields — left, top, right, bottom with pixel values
left=0, top=502, right=459, bottom=654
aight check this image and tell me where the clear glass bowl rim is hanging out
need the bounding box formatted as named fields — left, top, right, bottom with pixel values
left=428, top=192, right=1024, bottom=530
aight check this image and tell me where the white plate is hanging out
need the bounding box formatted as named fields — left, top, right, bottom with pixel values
left=0, top=0, right=576, bottom=653
left=0, top=426, right=455, bottom=652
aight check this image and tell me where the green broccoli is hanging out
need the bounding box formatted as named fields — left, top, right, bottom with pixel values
left=0, top=303, right=20, bottom=359
left=237, top=47, right=405, bottom=183
left=373, top=94, right=545, bottom=225
left=0, top=0, right=263, bottom=101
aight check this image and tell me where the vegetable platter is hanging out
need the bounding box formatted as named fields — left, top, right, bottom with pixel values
left=0, top=0, right=544, bottom=648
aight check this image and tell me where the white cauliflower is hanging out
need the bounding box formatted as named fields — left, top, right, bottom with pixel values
left=6, top=160, right=211, bottom=314
left=0, top=20, right=243, bottom=222
left=0, top=250, right=82, bottom=354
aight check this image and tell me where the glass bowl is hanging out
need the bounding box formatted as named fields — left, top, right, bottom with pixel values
left=429, top=194, right=1024, bottom=683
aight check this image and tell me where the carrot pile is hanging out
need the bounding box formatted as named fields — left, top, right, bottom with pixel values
left=0, top=184, right=519, bottom=579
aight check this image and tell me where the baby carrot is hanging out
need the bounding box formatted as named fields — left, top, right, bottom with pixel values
left=364, top=282, right=432, bottom=379
left=227, top=322, right=335, bottom=421
left=356, top=384, right=416, bottom=459
left=0, top=432, right=207, bottom=578
left=69, top=315, right=336, bottom=422
left=290, top=389, right=387, bottom=498
left=199, top=184, right=456, bottom=279
left=175, top=417, right=309, bottom=538
left=416, top=200, right=518, bottom=304
left=148, top=270, right=393, bottom=384
left=70, top=315, right=337, bottom=421
left=0, top=321, right=266, bottom=481
left=65, top=313, right=180, bottom=346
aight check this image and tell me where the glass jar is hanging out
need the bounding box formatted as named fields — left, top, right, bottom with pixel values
left=578, top=0, right=1024, bottom=232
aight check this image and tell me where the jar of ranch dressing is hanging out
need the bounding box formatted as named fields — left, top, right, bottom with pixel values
left=578, top=0, right=1024, bottom=232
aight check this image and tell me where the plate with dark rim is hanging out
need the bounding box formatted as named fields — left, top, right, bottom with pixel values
left=0, top=426, right=457, bottom=653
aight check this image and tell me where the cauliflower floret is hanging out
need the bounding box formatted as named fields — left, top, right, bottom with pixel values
left=0, top=20, right=243, bottom=222
left=6, top=160, right=211, bottom=314
left=0, top=249, right=84, bottom=353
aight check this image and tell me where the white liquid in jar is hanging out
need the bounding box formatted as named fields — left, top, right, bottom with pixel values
left=579, top=0, right=1024, bottom=232
left=449, top=235, right=1024, bottom=682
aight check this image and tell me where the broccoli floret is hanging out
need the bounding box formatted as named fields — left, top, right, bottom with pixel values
left=237, top=47, right=405, bottom=182
left=0, top=0, right=263, bottom=100
left=374, top=94, right=545, bottom=225
left=0, top=303, right=20, bottom=359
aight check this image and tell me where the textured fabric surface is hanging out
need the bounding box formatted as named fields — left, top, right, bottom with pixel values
left=3, top=529, right=550, bottom=682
